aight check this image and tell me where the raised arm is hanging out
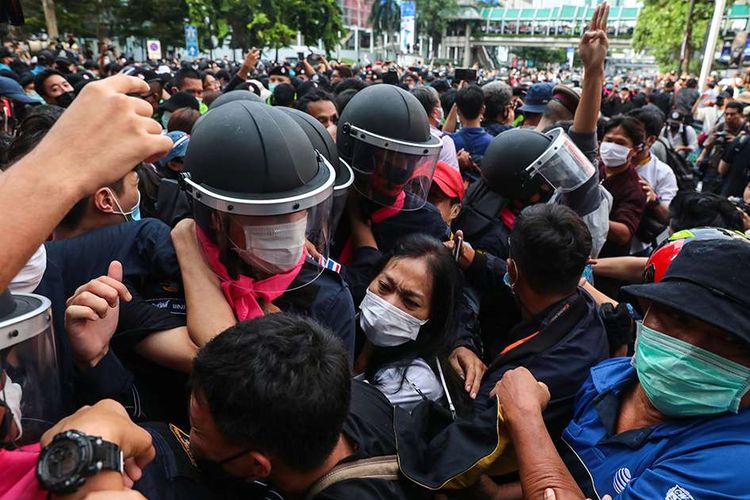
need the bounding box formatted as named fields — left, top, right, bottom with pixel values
left=573, top=3, right=609, bottom=135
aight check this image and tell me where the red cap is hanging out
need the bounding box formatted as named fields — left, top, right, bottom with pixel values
left=432, top=161, right=465, bottom=201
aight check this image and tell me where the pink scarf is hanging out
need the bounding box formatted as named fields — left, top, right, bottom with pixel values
left=339, top=192, right=406, bottom=265
left=0, top=444, right=47, bottom=500
left=196, top=227, right=305, bottom=321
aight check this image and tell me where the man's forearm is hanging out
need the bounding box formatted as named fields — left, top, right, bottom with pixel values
left=574, top=67, right=604, bottom=134
left=0, top=155, right=83, bottom=290
left=506, top=410, right=583, bottom=499
left=607, top=220, right=632, bottom=246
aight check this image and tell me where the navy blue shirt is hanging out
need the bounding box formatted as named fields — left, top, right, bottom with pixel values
left=562, top=357, right=750, bottom=499
left=450, top=127, right=493, bottom=158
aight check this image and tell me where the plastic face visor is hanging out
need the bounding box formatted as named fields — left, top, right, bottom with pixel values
left=525, top=127, right=595, bottom=193
left=342, top=123, right=442, bottom=211
left=181, top=153, right=336, bottom=217
left=0, top=293, right=62, bottom=446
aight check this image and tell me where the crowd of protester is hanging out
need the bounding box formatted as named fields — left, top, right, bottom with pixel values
left=1, top=3, right=750, bottom=499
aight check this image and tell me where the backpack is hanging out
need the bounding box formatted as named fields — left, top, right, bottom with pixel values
left=656, top=137, right=696, bottom=191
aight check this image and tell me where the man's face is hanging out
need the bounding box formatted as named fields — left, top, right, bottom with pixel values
left=203, top=74, right=220, bottom=93
left=644, top=302, right=750, bottom=370
left=725, top=108, right=744, bottom=131
left=179, top=77, right=204, bottom=100
left=306, top=99, right=338, bottom=130
left=188, top=392, right=260, bottom=479
left=331, top=70, right=341, bottom=83
left=269, top=75, right=291, bottom=86
left=106, top=170, right=140, bottom=219
left=43, top=74, right=73, bottom=101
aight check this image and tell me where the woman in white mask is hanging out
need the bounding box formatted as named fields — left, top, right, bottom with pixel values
left=597, top=115, right=648, bottom=260
left=354, top=234, right=465, bottom=413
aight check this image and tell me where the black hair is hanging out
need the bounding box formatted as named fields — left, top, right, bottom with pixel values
left=726, top=101, right=744, bottom=114
left=271, top=83, right=296, bottom=107
left=669, top=191, right=744, bottom=232
left=510, top=204, right=593, bottom=295
left=410, top=86, right=439, bottom=118
left=296, top=89, right=335, bottom=114
left=686, top=78, right=698, bottom=89
left=603, top=115, right=646, bottom=147
left=334, top=88, right=358, bottom=114
left=440, top=88, right=457, bottom=118
left=333, top=77, right=367, bottom=95
left=455, top=84, right=484, bottom=120
left=173, top=68, right=201, bottom=90
left=364, top=234, right=462, bottom=390
left=214, top=69, right=230, bottom=82
left=191, top=313, right=351, bottom=471
left=628, top=108, right=664, bottom=138
left=6, top=105, right=65, bottom=167
left=33, top=69, right=66, bottom=99
left=482, top=82, right=513, bottom=123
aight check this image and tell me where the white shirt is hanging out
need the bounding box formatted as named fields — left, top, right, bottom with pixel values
left=630, top=155, right=678, bottom=254
left=9, top=245, right=46, bottom=293
left=357, top=358, right=444, bottom=413
left=430, top=127, right=459, bottom=171
left=662, top=124, right=698, bottom=153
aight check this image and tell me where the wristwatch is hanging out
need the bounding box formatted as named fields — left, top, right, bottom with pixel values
left=36, top=430, right=124, bottom=495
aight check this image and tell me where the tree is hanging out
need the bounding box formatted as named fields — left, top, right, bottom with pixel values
left=415, top=0, right=458, bottom=52
left=115, top=0, right=190, bottom=49
left=369, top=0, right=400, bottom=40
left=633, top=0, right=734, bottom=74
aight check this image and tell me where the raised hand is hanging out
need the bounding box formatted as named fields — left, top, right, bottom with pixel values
left=579, top=2, right=609, bottom=72
left=65, top=261, right=132, bottom=369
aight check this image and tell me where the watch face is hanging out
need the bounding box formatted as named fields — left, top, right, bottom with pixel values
left=47, top=439, right=82, bottom=478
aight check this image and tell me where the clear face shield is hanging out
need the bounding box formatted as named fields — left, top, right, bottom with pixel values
left=0, top=293, right=62, bottom=447
left=331, top=159, right=355, bottom=235
left=526, top=128, right=595, bottom=193
left=183, top=156, right=336, bottom=294
left=342, top=124, right=442, bottom=211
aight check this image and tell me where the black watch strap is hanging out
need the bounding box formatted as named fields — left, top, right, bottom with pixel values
left=89, top=436, right=124, bottom=474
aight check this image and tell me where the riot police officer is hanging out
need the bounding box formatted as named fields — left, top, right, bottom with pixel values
left=335, top=84, right=448, bottom=263
left=179, top=101, right=356, bottom=355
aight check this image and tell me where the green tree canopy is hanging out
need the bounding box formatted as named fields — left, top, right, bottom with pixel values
left=633, top=0, right=734, bottom=73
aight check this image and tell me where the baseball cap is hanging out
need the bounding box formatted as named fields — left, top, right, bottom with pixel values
left=551, top=84, right=581, bottom=115
left=160, top=131, right=190, bottom=165
left=622, top=238, right=750, bottom=345
left=668, top=111, right=684, bottom=124
left=0, top=47, right=13, bottom=59
left=268, top=66, right=290, bottom=78
left=0, top=76, right=39, bottom=104
left=519, top=82, right=553, bottom=114
left=432, top=161, right=465, bottom=201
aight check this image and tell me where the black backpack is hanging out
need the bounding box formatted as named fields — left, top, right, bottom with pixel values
left=656, top=137, right=696, bottom=191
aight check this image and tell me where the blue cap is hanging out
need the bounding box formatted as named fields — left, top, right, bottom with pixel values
left=519, top=82, right=553, bottom=114
left=160, top=131, right=190, bottom=165
left=0, top=76, right=38, bottom=104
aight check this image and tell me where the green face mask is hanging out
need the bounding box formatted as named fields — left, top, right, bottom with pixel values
left=633, top=321, right=750, bottom=417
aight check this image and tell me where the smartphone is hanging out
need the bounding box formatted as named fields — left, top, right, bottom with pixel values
left=454, top=68, right=477, bottom=83
left=297, top=52, right=304, bottom=61
left=453, top=235, right=463, bottom=262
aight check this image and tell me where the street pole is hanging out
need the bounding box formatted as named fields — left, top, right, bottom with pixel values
left=699, top=0, right=726, bottom=90
left=41, top=0, right=59, bottom=40
left=680, top=0, right=696, bottom=74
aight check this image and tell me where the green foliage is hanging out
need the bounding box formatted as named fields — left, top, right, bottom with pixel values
left=514, top=47, right=567, bottom=66
left=416, top=0, right=459, bottom=44
left=633, top=0, right=733, bottom=73
left=369, top=0, right=400, bottom=38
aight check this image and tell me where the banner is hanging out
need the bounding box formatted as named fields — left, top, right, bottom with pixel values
left=184, top=25, right=199, bottom=58
left=400, top=2, right=415, bottom=54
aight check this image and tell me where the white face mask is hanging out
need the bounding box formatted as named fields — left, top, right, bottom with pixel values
left=232, top=216, right=308, bottom=274
left=599, top=142, right=632, bottom=168
left=359, top=289, right=428, bottom=347
left=434, top=106, right=444, bottom=126
left=1, top=376, right=23, bottom=440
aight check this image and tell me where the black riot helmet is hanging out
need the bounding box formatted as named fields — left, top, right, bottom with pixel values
left=337, top=85, right=442, bottom=210
left=182, top=101, right=335, bottom=287
left=279, top=107, right=354, bottom=235
left=209, top=89, right=263, bottom=110
left=481, top=127, right=595, bottom=201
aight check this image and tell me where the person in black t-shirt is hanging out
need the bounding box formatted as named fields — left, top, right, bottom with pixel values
left=137, top=313, right=421, bottom=500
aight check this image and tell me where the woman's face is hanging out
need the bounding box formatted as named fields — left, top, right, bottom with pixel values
left=368, top=256, right=433, bottom=321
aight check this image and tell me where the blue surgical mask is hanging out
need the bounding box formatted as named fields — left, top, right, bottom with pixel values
left=109, top=188, right=142, bottom=222
left=268, top=82, right=279, bottom=92
left=161, top=111, right=171, bottom=129
left=633, top=321, right=750, bottom=417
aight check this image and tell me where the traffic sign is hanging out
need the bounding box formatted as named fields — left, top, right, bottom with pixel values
left=146, top=40, right=161, bottom=61
left=184, top=25, right=199, bottom=58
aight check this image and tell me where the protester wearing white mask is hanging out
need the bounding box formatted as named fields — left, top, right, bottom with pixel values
left=353, top=234, right=463, bottom=413
left=598, top=116, right=648, bottom=260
